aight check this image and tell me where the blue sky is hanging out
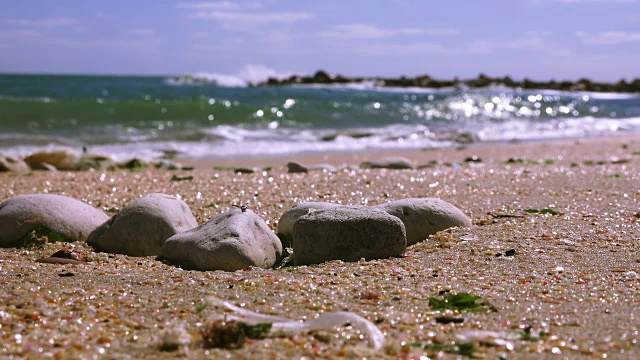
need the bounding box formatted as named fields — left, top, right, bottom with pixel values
left=1, top=0, right=639, bottom=81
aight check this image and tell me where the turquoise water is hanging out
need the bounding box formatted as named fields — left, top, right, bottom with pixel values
left=1, top=74, right=639, bottom=160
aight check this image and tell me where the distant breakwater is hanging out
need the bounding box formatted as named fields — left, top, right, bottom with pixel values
left=250, top=70, right=640, bottom=93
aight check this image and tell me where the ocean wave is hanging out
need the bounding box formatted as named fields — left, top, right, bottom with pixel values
left=165, top=64, right=296, bottom=87
left=0, top=94, right=56, bottom=103
left=530, top=89, right=640, bottom=100
left=478, top=116, right=640, bottom=142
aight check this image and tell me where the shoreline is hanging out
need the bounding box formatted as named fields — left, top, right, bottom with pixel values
left=175, top=132, right=640, bottom=169
left=1, top=133, right=639, bottom=358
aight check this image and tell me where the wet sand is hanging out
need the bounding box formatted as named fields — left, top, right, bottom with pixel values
left=1, top=134, right=639, bottom=359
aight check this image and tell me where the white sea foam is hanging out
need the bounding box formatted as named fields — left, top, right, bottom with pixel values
left=532, top=89, right=640, bottom=100
left=166, top=64, right=296, bottom=87
left=3, top=119, right=640, bottom=161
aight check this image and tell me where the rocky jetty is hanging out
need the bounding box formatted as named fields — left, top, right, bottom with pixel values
left=256, top=70, right=640, bottom=93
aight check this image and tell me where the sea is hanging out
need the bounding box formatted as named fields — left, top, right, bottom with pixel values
left=1, top=72, right=639, bottom=161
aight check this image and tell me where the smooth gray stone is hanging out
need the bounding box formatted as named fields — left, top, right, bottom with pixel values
left=293, top=206, right=406, bottom=266
left=161, top=208, right=283, bottom=271
left=378, top=198, right=471, bottom=245
left=360, top=156, right=415, bottom=169
left=87, top=193, right=198, bottom=256
left=277, top=202, right=341, bottom=245
left=0, top=194, right=109, bottom=247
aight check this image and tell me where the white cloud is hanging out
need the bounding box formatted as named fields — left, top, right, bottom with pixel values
left=341, top=35, right=553, bottom=57
left=320, top=24, right=394, bottom=39
left=576, top=31, right=640, bottom=44
left=188, top=10, right=312, bottom=25
left=178, top=1, right=312, bottom=30
left=465, top=37, right=544, bottom=54
left=177, top=1, right=263, bottom=10
left=0, top=29, right=41, bottom=38
left=557, top=0, right=636, bottom=2
left=319, top=24, right=458, bottom=39
left=129, top=29, right=155, bottom=37
left=349, top=42, right=448, bottom=56
left=525, top=30, right=553, bottom=37
left=1, top=17, right=77, bottom=28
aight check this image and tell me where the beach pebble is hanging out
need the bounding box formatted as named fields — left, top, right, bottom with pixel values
left=161, top=208, right=283, bottom=271
left=360, top=156, right=415, bottom=169
left=37, top=249, right=86, bottom=265
left=233, top=167, right=256, bottom=174
left=286, top=162, right=308, bottom=173
left=0, top=155, right=30, bottom=172
left=293, top=206, right=406, bottom=265
left=87, top=193, right=198, bottom=256
left=24, top=149, right=80, bottom=171
left=277, top=202, right=341, bottom=245
left=286, top=162, right=337, bottom=173
left=0, top=194, right=109, bottom=247
left=378, top=198, right=471, bottom=245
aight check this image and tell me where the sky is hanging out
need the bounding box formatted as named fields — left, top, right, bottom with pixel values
left=1, top=0, right=639, bottom=81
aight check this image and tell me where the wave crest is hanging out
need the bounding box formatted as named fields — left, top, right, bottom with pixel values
left=165, top=64, right=295, bottom=87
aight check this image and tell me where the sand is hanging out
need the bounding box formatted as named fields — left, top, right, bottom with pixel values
left=1, top=134, right=639, bottom=359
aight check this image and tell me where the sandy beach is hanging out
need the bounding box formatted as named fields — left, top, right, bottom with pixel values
left=1, top=134, right=639, bottom=359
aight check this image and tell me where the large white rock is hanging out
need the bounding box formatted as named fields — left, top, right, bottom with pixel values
left=23, top=149, right=80, bottom=171
left=293, top=206, right=406, bottom=266
left=0, top=156, right=30, bottom=173
left=277, top=202, right=341, bottom=245
left=377, top=198, right=471, bottom=245
left=0, top=194, right=109, bottom=247
left=87, top=193, right=198, bottom=256
left=160, top=208, right=283, bottom=271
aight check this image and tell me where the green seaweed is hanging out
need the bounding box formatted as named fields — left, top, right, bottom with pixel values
left=435, top=316, right=465, bottom=324
left=429, top=293, right=490, bottom=313
left=519, top=326, right=549, bottom=341
left=422, top=342, right=477, bottom=357
left=212, top=165, right=235, bottom=171
left=239, top=322, right=272, bottom=339
left=201, top=320, right=272, bottom=349
left=502, top=158, right=555, bottom=165
left=3, top=226, right=76, bottom=248
left=523, top=208, right=561, bottom=215
left=123, top=158, right=148, bottom=169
